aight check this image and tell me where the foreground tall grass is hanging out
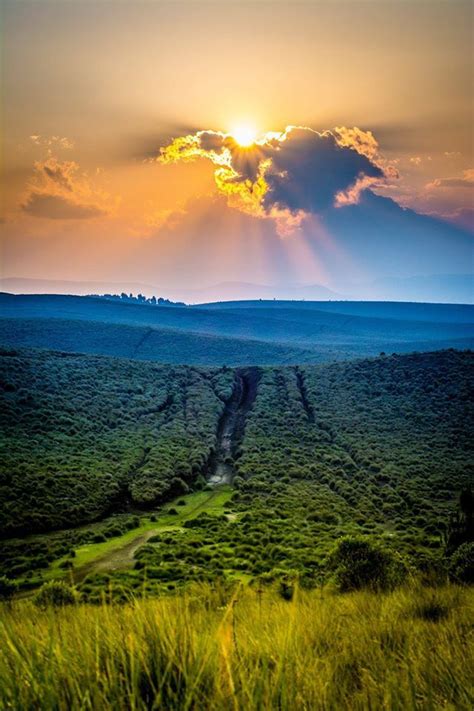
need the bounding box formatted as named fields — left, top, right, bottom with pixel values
left=1, top=584, right=473, bottom=710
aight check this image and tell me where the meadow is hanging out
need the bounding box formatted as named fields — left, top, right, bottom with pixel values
left=1, top=583, right=473, bottom=710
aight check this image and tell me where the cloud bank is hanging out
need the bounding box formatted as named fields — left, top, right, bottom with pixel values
left=427, top=169, right=474, bottom=190
left=21, top=157, right=109, bottom=220
left=159, top=125, right=392, bottom=234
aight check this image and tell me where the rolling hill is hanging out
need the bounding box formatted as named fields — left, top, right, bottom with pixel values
left=1, top=293, right=473, bottom=365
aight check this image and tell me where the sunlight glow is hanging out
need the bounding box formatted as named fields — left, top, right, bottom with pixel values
left=230, top=123, right=257, bottom=147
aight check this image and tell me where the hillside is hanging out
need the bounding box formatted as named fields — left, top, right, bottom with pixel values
left=1, top=347, right=472, bottom=596
left=200, top=299, right=474, bottom=323
left=1, top=293, right=473, bottom=365
left=0, top=318, right=319, bottom=366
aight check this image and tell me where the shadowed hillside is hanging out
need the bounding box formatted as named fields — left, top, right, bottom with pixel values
left=1, top=293, right=473, bottom=365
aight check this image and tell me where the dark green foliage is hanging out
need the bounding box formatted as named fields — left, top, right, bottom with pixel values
left=0, top=513, right=146, bottom=580
left=34, top=580, right=78, bottom=607
left=328, top=537, right=407, bottom=592
left=0, top=349, right=233, bottom=534
left=0, top=576, right=17, bottom=600
left=445, top=487, right=474, bottom=554
left=1, top=347, right=473, bottom=595
left=278, top=579, right=295, bottom=601
left=448, top=543, right=474, bottom=583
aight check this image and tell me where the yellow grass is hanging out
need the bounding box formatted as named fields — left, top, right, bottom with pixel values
left=0, top=583, right=473, bottom=710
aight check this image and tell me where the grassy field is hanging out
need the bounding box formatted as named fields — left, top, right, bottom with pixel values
left=66, top=488, right=232, bottom=577
left=19, top=487, right=233, bottom=588
left=1, top=583, right=472, bottom=710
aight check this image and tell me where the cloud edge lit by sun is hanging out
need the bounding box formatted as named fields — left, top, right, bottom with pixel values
left=158, top=124, right=395, bottom=236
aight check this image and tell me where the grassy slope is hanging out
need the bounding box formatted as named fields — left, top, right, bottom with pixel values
left=1, top=584, right=473, bottom=710
left=66, top=487, right=232, bottom=579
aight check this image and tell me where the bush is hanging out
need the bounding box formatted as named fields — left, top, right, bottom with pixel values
left=58, top=560, right=74, bottom=569
left=449, top=542, right=474, bottom=584
left=34, top=581, right=79, bottom=608
left=278, top=579, right=294, bottom=601
left=0, top=576, right=17, bottom=600
left=328, top=536, right=406, bottom=592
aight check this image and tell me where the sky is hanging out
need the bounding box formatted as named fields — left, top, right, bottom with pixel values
left=1, top=0, right=473, bottom=298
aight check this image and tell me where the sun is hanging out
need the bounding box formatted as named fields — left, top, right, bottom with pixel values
left=230, top=123, right=257, bottom=147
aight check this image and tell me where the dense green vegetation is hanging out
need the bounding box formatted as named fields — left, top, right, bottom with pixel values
left=0, top=340, right=472, bottom=709
left=0, top=347, right=233, bottom=535
left=1, top=584, right=473, bottom=710
left=0, top=347, right=472, bottom=597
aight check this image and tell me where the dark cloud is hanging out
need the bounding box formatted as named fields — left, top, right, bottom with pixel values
left=198, top=131, right=227, bottom=152
left=260, top=128, right=384, bottom=213
left=22, top=192, right=105, bottom=220
left=160, top=126, right=388, bottom=231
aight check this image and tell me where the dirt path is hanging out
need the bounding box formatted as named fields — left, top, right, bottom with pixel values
left=73, top=530, right=157, bottom=582
left=72, top=488, right=227, bottom=581
left=208, top=368, right=260, bottom=485
left=294, top=366, right=315, bottom=423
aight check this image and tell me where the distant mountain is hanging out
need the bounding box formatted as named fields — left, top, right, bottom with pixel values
left=2, top=272, right=472, bottom=305
left=0, top=277, right=340, bottom=303
left=166, top=281, right=341, bottom=302
left=0, top=277, right=174, bottom=299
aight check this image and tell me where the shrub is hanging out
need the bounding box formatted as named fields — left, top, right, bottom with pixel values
left=34, top=581, right=79, bottom=608
left=411, top=598, right=449, bottom=622
left=0, top=576, right=17, bottom=600
left=448, top=542, right=474, bottom=584
left=328, top=536, right=406, bottom=592
left=278, top=579, right=294, bottom=601
left=58, top=560, right=74, bottom=569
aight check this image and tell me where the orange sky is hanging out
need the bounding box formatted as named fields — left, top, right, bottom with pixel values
left=1, top=0, right=472, bottom=291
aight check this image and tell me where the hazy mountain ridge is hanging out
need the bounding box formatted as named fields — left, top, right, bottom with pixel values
left=1, top=271, right=472, bottom=305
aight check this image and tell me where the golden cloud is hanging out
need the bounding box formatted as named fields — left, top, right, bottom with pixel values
left=21, top=157, right=115, bottom=220
left=159, top=125, right=391, bottom=233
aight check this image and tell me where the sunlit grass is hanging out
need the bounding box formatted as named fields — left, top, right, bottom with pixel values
left=1, top=583, right=472, bottom=710
left=42, top=486, right=234, bottom=581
